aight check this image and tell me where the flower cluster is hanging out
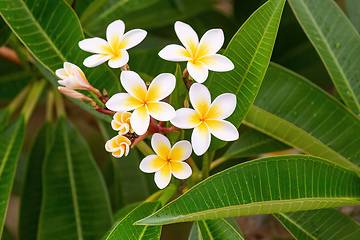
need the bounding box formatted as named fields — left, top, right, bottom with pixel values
left=55, top=19, right=238, bottom=189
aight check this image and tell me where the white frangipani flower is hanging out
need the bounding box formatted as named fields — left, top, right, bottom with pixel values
left=105, top=135, right=131, bottom=158
left=56, top=62, right=93, bottom=90
left=158, top=21, right=234, bottom=83
left=78, top=20, right=147, bottom=68
left=105, top=71, right=176, bottom=135
left=170, top=83, right=239, bottom=156
left=140, top=133, right=192, bottom=189
left=111, top=111, right=133, bottom=135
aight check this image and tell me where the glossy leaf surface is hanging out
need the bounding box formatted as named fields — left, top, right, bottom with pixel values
left=188, top=219, right=244, bottom=240
left=37, top=118, right=112, bottom=240
left=244, top=63, right=360, bottom=174
left=274, top=208, right=360, bottom=239
left=345, top=0, right=360, bottom=33
left=206, top=0, right=285, bottom=149
left=0, top=116, right=25, bottom=236
left=136, top=155, right=360, bottom=225
left=104, top=202, right=161, bottom=240
left=288, top=0, right=360, bottom=115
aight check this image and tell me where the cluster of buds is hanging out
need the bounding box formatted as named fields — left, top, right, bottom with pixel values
left=56, top=20, right=239, bottom=189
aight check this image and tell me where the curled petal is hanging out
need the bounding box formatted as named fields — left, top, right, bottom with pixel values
left=55, top=68, right=68, bottom=79
left=189, top=83, right=211, bottom=117
left=206, top=93, right=236, bottom=120
left=170, top=161, right=192, bottom=179
left=57, top=76, right=81, bottom=90
left=191, top=122, right=211, bottom=156
left=197, top=29, right=224, bottom=56
left=140, top=155, right=167, bottom=173
left=120, top=29, right=147, bottom=50
left=120, top=71, right=147, bottom=101
left=158, top=44, right=191, bottom=62
left=170, top=108, right=200, bottom=129
left=187, top=61, right=208, bottom=84
left=106, top=20, right=125, bottom=51
left=154, top=163, right=171, bottom=189
left=58, top=87, right=88, bottom=101
left=108, top=50, right=129, bottom=68
left=78, top=37, right=111, bottom=54
left=151, top=133, right=171, bottom=160
left=105, top=135, right=131, bottom=158
left=198, top=54, right=234, bottom=72
left=206, top=119, right=239, bottom=141
left=106, top=93, right=143, bottom=111
left=146, top=73, right=176, bottom=102
left=169, top=140, right=192, bottom=161
left=130, top=105, right=150, bottom=135
left=175, top=21, right=199, bottom=56
left=63, top=62, right=73, bottom=75
left=71, top=66, right=91, bottom=89
left=147, top=102, right=175, bottom=121
left=83, top=54, right=111, bottom=68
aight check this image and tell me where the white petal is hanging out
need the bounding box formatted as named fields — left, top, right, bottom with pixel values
left=169, top=140, right=192, bottom=161
left=83, top=54, right=111, bottom=68
left=206, top=119, right=239, bottom=141
left=206, top=93, right=236, bottom=120
left=146, top=73, right=176, bottom=102
left=154, top=163, right=171, bottom=189
left=140, top=155, right=167, bottom=173
left=63, top=62, right=73, bottom=75
left=147, top=102, right=175, bottom=121
left=191, top=122, right=211, bottom=156
left=106, top=20, right=125, bottom=51
left=170, top=108, right=200, bottom=129
left=105, top=93, right=143, bottom=111
left=175, top=21, right=199, bottom=56
left=158, top=44, right=191, bottom=62
left=130, top=105, right=150, bottom=135
left=170, top=161, right=192, bottom=179
left=120, top=70, right=147, bottom=101
left=78, top=37, right=111, bottom=54
left=187, top=61, right=208, bottom=83
left=189, top=83, right=211, bottom=117
left=151, top=133, right=171, bottom=160
left=121, top=29, right=147, bottom=50
left=197, top=29, right=224, bottom=56
left=55, top=69, right=68, bottom=79
left=198, top=54, right=234, bottom=72
left=108, top=50, right=129, bottom=68
left=71, top=66, right=91, bottom=89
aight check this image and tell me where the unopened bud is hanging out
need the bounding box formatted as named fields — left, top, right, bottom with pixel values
left=58, top=87, right=94, bottom=103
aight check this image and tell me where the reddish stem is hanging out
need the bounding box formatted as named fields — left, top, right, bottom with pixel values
left=160, top=127, right=179, bottom=133
left=95, top=108, right=115, bottom=115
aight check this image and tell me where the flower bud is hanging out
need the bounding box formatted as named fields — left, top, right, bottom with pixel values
left=56, top=62, right=92, bottom=90
left=58, top=87, right=94, bottom=102
left=111, top=111, right=133, bottom=135
left=105, top=135, right=131, bottom=158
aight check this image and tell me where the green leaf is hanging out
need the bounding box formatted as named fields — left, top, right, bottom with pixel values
left=169, top=64, right=188, bottom=110
left=243, top=63, right=360, bottom=174
left=0, top=18, right=11, bottom=46
left=104, top=202, right=161, bottom=240
left=288, top=0, right=360, bottom=115
left=0, top=0, right=121, bottom=103
left=82, top=0, right=160, bottom=35
left=136, top=155, right=360, bottom=225
left=206, top=0, right=285, bottom=149
left=274, top=208, right=360, bottom=239
left=37, top=117, right=112, bottom=240
left=189, top=219, right=244, bottom=240
left=113, top=202, right=141, bottom=223
left=19, top=122, right=52, bottom=240
left=345, top=0, right=360, bottom=33
left=223, top=128, right=290, bottom=160
left=0, top=116, right=26, bottom=236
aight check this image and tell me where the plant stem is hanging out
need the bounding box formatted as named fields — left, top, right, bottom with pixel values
left=144, top=190, right=164, bottom=203
left=210, top=156, right=228, bottom=170
left=158, top=182, right=180, bottom=206
left=46, top=90, right=54, bottom=122
left=135, top=141, right=154, bottom=156
left=54, top=87, right=66, bottom=118
left=202, top=151, right=215, bottom=179
left=8, top=83, right=31, bottom=114
left=20, top=79, right=46, bottom=123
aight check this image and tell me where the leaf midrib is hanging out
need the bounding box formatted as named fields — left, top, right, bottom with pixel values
left=275, top=213, right=317, bottom=240
left=291, top=0, right=360, bottom=112
left=243, top=105, right=360, bottom=175
left=62, top=121, right=83, bottom=240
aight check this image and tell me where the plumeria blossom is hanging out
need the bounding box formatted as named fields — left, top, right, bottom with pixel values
left=111, top=111, right=133, bottom=135
left=105, top=135, right=131, bottom=158
left=79, top=20, right=147, bottom=68
left=105, top=71, right=176, bottom=135
left=158, top=21, right=234, bottom=83
left=171, top=83, right=239, bottom=156
left=140, top=133, right=192, bottom=189
left=56, top=62, right=94, bottom=91
left=58, top=87, right=93, bottom=102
